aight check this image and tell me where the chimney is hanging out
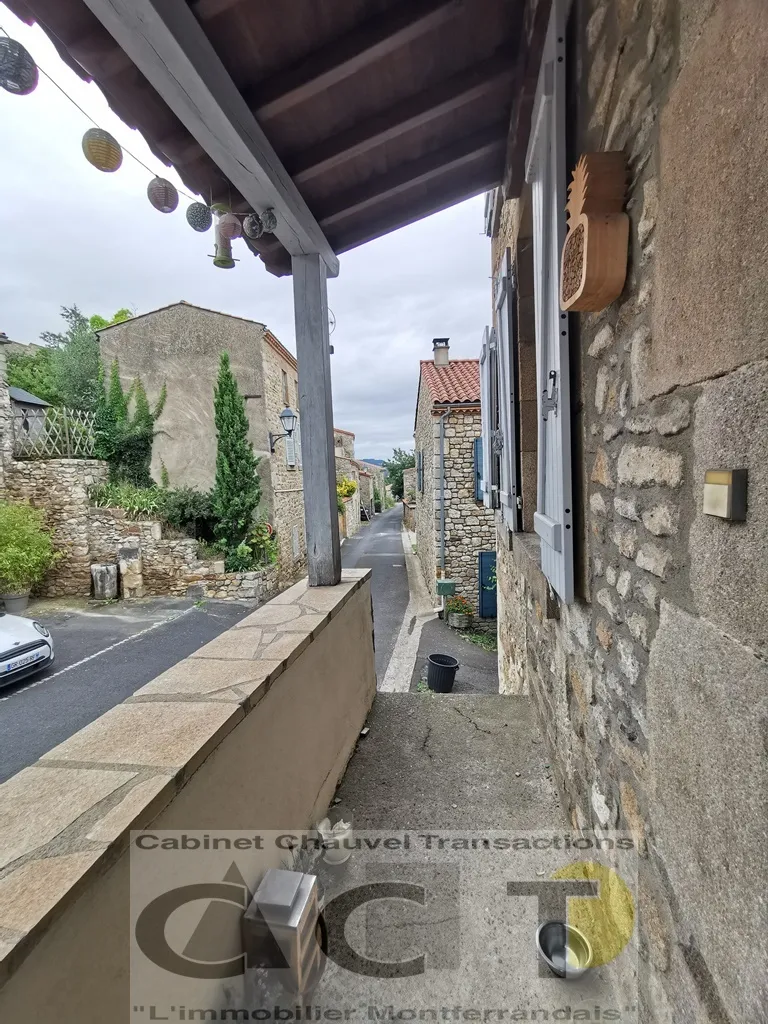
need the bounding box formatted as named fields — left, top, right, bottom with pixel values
left=432, top=337, right=450, bottom=367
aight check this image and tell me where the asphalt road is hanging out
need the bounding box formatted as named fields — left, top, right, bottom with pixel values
left=341, top=504, right=410, bottom=681
left=0, top=507, right=411, bottom=784
left=0, top=598, right=253, bottom=783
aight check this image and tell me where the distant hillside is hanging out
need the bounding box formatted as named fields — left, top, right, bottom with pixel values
left=360, top=458, right=385, bottom=466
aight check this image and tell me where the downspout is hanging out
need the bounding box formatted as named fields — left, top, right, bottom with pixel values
left=438, top=410, right=450, bottom=578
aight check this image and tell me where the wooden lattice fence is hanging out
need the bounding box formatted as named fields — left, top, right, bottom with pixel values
left=12, top=406, right=96, bottom=459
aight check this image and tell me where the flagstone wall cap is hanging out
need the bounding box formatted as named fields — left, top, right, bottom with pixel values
left=0, top=569, right=371, bottom=989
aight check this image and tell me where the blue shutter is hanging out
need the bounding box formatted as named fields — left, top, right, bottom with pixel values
left=474, top=437, right=483, bottom=501
left=478, top=551, right=497, bottom=618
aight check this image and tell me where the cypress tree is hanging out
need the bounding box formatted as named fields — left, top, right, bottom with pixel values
left=212, top=352, right=261, bottom=552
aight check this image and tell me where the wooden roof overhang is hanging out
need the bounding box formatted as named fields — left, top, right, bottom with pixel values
left=7, top=0, right=551, bottom=277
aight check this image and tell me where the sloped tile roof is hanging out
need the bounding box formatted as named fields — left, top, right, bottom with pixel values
left=420, top=359, right=481, bottom=405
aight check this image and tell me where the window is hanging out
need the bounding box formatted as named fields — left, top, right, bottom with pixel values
left=495, top=247, right=522, bottom=532
left=473, top=437, right=483, bottom=502
left=524, top=0, right=574, bottom=602
left=281, top=369, right=289, bottom=406
left=416, top=450, right=424, bottom=493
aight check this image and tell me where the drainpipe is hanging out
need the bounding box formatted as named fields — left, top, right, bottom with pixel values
left=438, top=410, right=450, bottom=600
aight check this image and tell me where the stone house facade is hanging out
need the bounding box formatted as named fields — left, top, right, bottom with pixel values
left=99, top=302, right=306, bottom=581
left=414, top=342, right=495, bottom=612
left=334, top=427, right=361, bottom=538
left=479, top=1, right=767, bottom=1021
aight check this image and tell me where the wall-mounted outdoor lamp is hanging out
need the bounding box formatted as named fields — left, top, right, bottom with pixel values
left=269, top=406, right=298, bottom=453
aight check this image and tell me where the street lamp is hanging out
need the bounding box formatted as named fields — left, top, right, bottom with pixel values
left=269, top=406, right=298, bottom=453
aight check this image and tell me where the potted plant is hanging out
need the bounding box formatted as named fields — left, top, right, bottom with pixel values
left=0, top=502, right=61, bottom=613
left=446, top=594, right=474, bottom=629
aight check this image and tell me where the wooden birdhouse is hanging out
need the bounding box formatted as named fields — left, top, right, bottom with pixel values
left=560, top=153, right=628, bottom=312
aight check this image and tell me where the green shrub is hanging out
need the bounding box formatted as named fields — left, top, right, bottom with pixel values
left=373, top=487, right=382, bottom=513
left=225, top=542, right=255, bottom=572
left=160, top=487, right=215, bottom=540
left=0, top=502, right=61, bottom=593
left=89, top=483, right=215, bottom=539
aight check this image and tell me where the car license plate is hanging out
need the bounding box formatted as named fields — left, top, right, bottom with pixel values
left=4, top=649, right=45, bottom=673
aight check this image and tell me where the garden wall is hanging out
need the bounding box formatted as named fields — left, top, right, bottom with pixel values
left=4, top=459, right=281, bottom=602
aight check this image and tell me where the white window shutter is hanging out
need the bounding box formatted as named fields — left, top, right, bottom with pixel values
left=526, top=0, right=574, bottom=603
left=294, top=419, right=302, bottom=469
left=479, top=327, right=493, bottom=508
left=495, top=247, right=521, bottom=532
left=285, top=430, right=296, bottom=468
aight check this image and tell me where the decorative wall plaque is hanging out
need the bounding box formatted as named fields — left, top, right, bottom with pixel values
left=560, top=152, right=629, bottom=312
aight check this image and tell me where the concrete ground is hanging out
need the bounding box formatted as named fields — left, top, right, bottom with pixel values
left=334, top=692, right=562, bottom=830
left=411, top=616, right=498, bottom=694
left=0, top=597, right=254, bottom=783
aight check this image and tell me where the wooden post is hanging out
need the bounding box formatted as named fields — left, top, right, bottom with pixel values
left=292, top=253, right=341, bottom=586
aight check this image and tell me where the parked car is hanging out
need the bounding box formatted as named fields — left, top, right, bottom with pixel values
left=0, top=612, right=54, bottom=687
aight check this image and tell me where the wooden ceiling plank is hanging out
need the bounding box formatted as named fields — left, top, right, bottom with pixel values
left=318, top=122, right=507, bottom=229
left=502, top=0, right=552, bottom=199
left=291, top=52, right=514, bottom=185
left=332, top=163, right=500, bottom=253
left=248, top=0, right=464, bottom=121
left=80, top=0, right=339, bottom=275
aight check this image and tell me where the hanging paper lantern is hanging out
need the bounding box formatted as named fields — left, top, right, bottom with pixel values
left=243, top=212, right=264, bottom=240
left=213, top=221, right=235, bottom=269
left=186, top=201, right=212, bottom=232
left=147, top=176, right=179, bottom=213
left=82, top=127, right=123, bottom=172
left=217, top=211, right=242, bottom=240
left=0, top=38, right=38, bottom=96
left=260, top=208, right=277, bottom=234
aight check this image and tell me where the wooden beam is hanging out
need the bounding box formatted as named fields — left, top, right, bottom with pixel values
left=246, top=0, right=463, bottom=121
left=332, top=162, right=502, bottom=254
left=291, top=53, right=514, bottom=186
left=502, top=0, right=552, bottom=199
left=81, top=0, right=339, bottom=276
left=317, top=122, right=507, bottom=229
left=293, top=254, right=342, bottom=586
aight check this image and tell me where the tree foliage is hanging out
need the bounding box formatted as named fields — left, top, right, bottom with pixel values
left=6, top=346, right=61, bottom=405
left=89, top=308, right=134, bottom=332
left=94, top=359, right=166, bottom=486
left=383, top=447, right=415, bottom=499
left=212, top=352, right=262, bottom=559
left=39, top=305, right=101, bottom=411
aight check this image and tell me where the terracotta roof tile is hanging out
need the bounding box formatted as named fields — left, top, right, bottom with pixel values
left=420, top=359, right=480, bottom=405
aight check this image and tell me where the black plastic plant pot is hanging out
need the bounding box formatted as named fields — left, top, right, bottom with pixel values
left=427, top=654, right=459, bottom=693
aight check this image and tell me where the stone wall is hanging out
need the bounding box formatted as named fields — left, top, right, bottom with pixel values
left=260, top=332, right=307, bottom=582
left=4, top=459, right=109, bottom=597
left=414, top=377, right=495, bottom=611
left=402, top=465, right=416, bottom=504
left=4, top=459, right=279, bottom=602
left=442, top=407, right=496, bottom=611
left=0, top=341, right=11, bottom=496
left=336, top=432, right=361, bottom=538
left=99, top=303, right=268, bottom=493
left=413, top=377, right=437, bottom=602
left=358, top=471, right=373, bottom=519
left=491, top=1, right=768, bottom=1020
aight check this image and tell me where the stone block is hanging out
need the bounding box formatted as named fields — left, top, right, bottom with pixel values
left=91, top=563, right=118, bottom=601
left=595, top=366, right=610, bottom=413
left=597, top=588, right=621, bottom=623
left=647, top=601, right=768, bottom=1020
left=617, top=445, right=683, bottom=488
left=614, top=496, right=641, bottom=521
left=590, top=491, right=608, bottom=517
left=591, top=447, right=615, bottom=489
left=651, top=0, right=768, bottom=399
left=641, top=503, right=679, bottom=537
left=617, top=636, right=641, bottom=685
left=588, top=323, right=614, bottom=358
left=689, top=361, right=768, bottom=656
left=636, top=542, right=673, bottom=579
left=612, top=524, right=638, bottom=559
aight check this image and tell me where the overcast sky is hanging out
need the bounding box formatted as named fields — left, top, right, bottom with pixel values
left=0, top=5, right=492, bottom=460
